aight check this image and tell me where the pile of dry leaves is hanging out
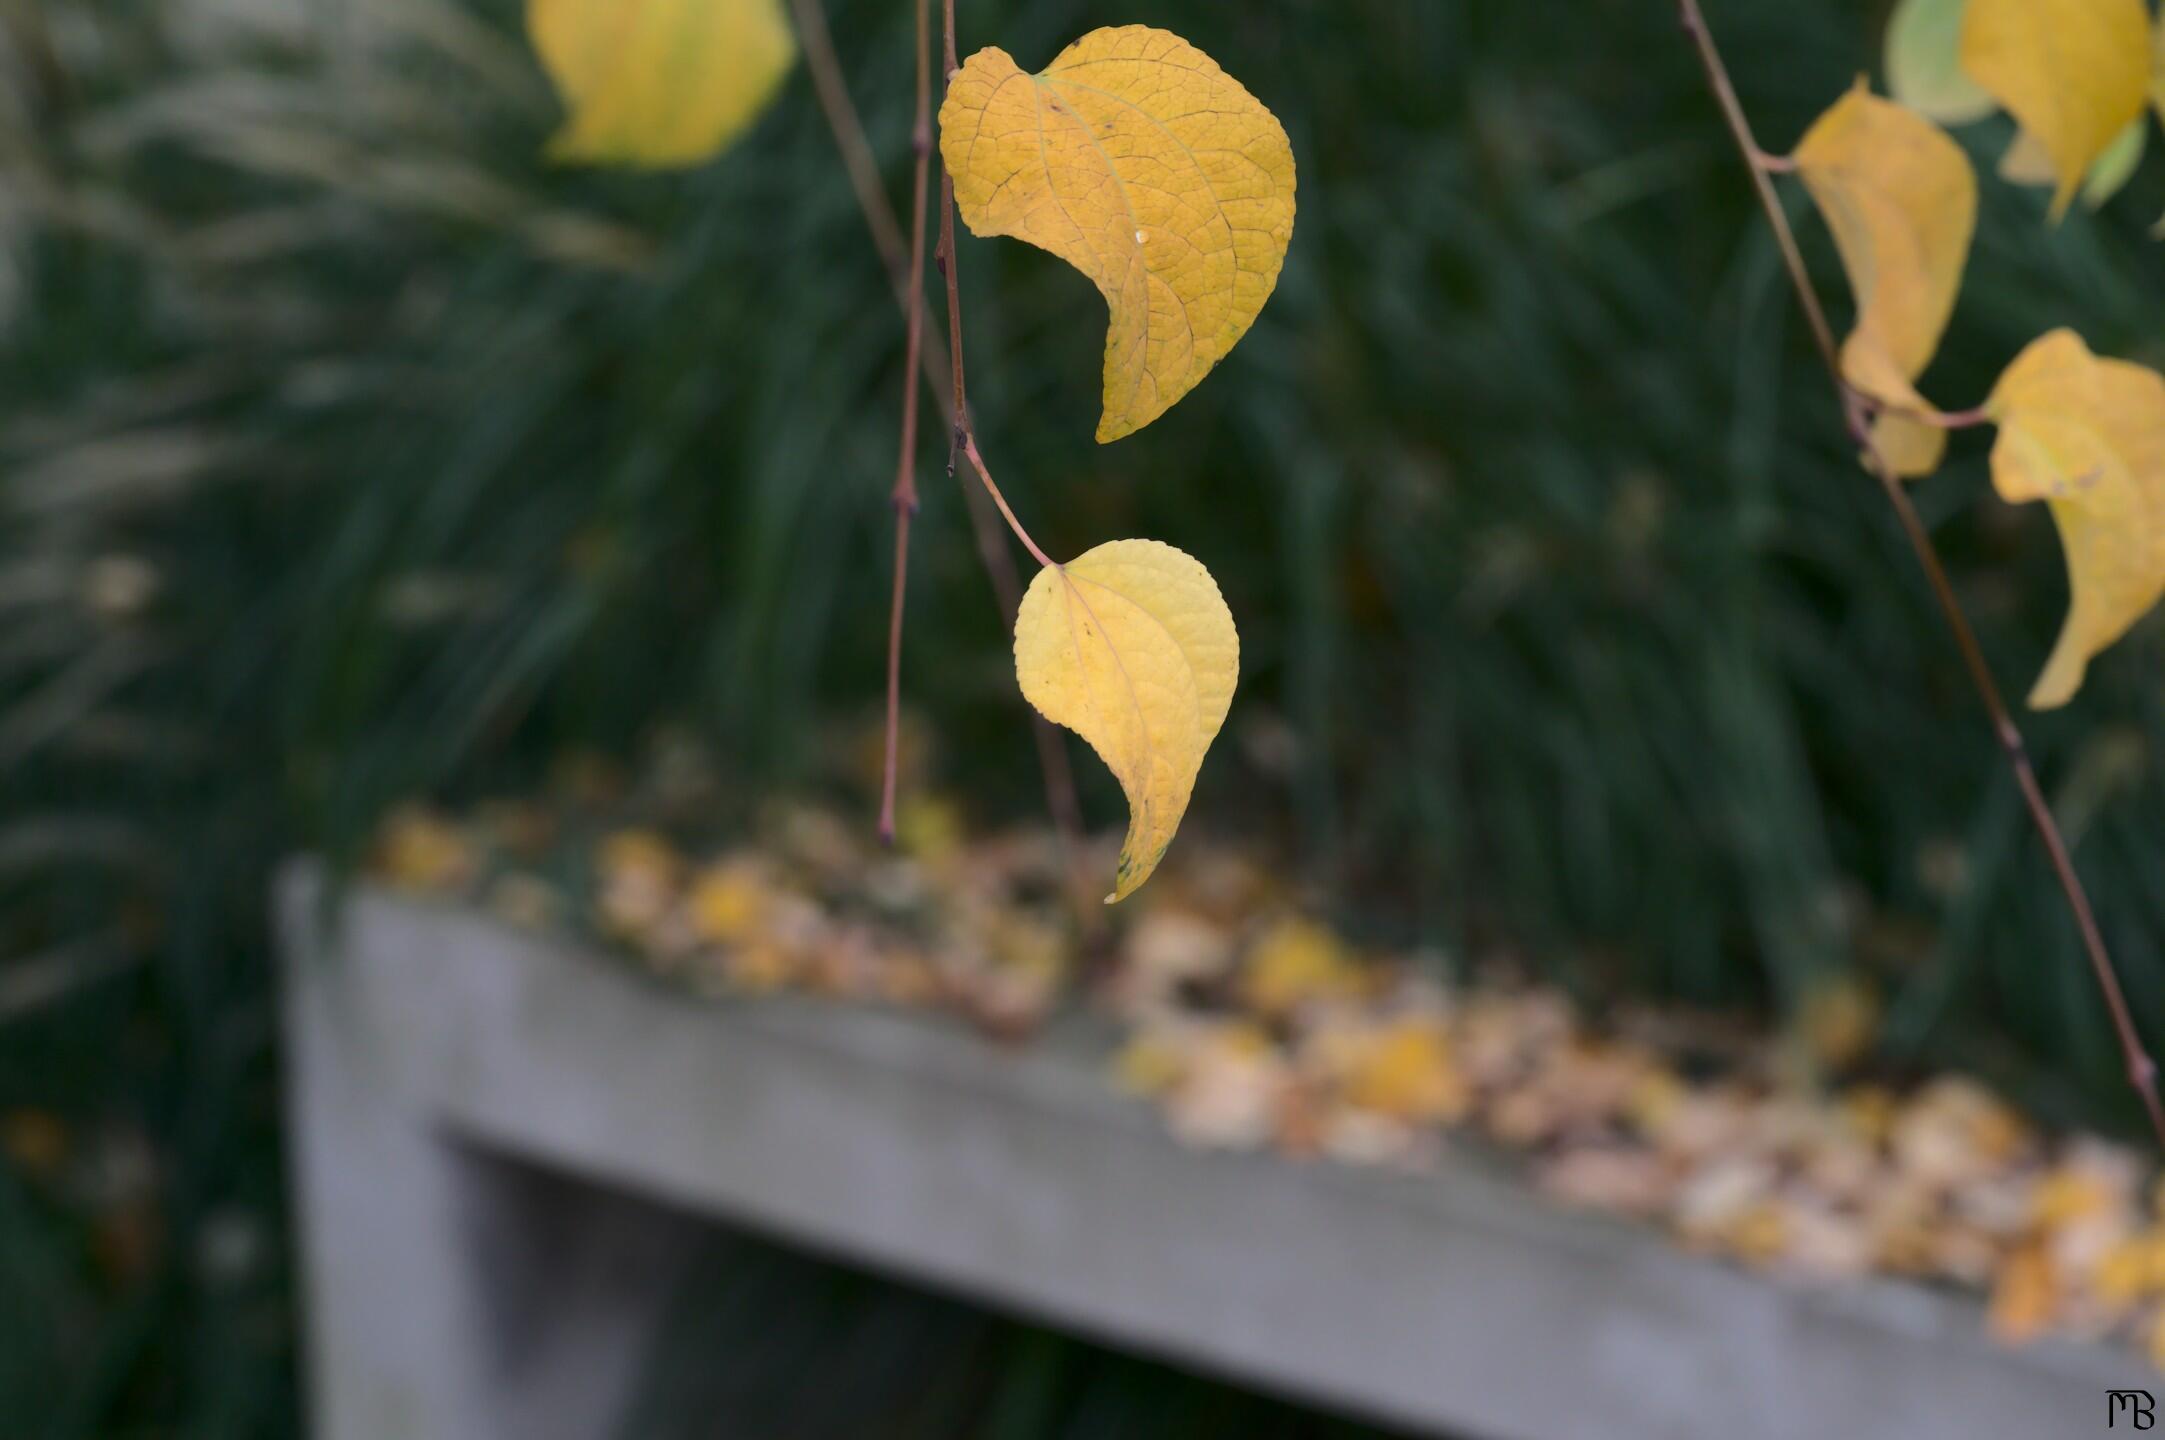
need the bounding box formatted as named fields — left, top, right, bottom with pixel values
left=371, top=777, right=2165, bottom=1368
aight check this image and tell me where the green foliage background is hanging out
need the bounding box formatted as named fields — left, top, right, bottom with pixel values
left=5, top=0, right=2165, bottom=1433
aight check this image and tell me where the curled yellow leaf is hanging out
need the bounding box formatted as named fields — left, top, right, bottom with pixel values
left=1984, top=329, right=2165, bottom=708
left=1960, top=0, right=2149, bottom=217
left=528, top=0, right=795, bottom=168
left=1013, top=539, right=1238, bottom=902
left=1793, top=84, right=1976, bottom=479
left=939, top=26, right=1297, bottom=443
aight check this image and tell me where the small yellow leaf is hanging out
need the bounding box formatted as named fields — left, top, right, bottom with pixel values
left=374, top=805, right=476, bottom=892
left=1243, top=917, right=1359, bottom=1017
left=1987, top=1243, right=2059, bottom=1343
left=1960, top=0, right=2149, bottom=217
left=528, top=0, right=796, bottom=167
left=1841, top=336, right=1949, bottom=479
left=1885, top=0, right=1995, bottom=125
left=1998, top=128, right=2059, bottom=187
left=1013, top=539, right=1238, bottom=901
left=1984, top=329, right=2165, bottom=707
left=1340, top=1018, right=1468, bottom=1124
left=2001, top=121, right=2148, bottom=209
left=1793, top=84, right=1975, bottom=478
left=2082, top=119, right=2148, bottom=208
left=939, top=26, right=1297, bottom=442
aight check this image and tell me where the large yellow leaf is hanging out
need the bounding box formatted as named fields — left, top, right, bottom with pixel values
left=1983, top=329, right=2165, bottom=708
left=1793, top=84, right=1976, bottom=479
left=1013, top=539, right=1238, bottom=901
left=1959, top=0, right=2149, bottom=217
left=939, top=26, right=1297, bottom=443
left=528, top=0, right=795, bottom=167
left=1885, top=0, right=1995, bottom=125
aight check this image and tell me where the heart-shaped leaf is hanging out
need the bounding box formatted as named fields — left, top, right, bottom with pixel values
left=1984, top=329, right=2165, bottom=708
left=528, top=0, right=795, bottom=168
left=1013, top=539, right=1238, bottom=901
left=939, top=26, right=1297, bottom=443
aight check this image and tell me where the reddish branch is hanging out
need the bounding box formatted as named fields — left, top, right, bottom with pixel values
left=876, top=0, right=934, bottom=843
left=1678, top=0, right=2165, bottom=1149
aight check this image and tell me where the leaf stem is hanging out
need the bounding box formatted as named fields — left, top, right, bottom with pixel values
left=931, top=0, right=1050, bottom=571
left=1848, top=384, right=1993, bottom=432
left=960, top=433, right=1056, bottom=569
left=1914, top=403, right=1992, bottom=430
left=1679, top=0, right=2165, bottom=1150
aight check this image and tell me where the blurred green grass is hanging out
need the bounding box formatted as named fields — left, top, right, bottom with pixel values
left=5, top=0, right=2165, bottom=1433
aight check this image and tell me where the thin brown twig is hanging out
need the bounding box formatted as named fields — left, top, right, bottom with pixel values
left=934, top=0, right=1100, bottom=926
left=789, top=0, right=906, bottom=297
left=791, top=0, right=964, bottom=421
left=934, top=0, right=967, bottom=469
left=1913, top=404, right=1991, bottom=431
left=1678, top=0, right=2165, bottom=1150
left=876, top=0, right=935, bottom=845
left=790, top=0, right=1091, bottom=903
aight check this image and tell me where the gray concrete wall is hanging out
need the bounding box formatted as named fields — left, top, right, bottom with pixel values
left=279, top=863, right=2148, bottom=1439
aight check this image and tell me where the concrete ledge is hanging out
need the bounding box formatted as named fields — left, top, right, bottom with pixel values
left=278, top=862, right=2149, bottom=1439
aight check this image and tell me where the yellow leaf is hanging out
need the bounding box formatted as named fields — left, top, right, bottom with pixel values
left=939, top=26, right=1297, bottom=442
left=1983, top=329, right=2165, bottom=707
left=1793, top=84, right=1975, bottom=479
left=1111, top=1030, right=1187, bottom=1096
left=1987, top=1243, right=2058, bottom=1343
left=2082, top=119, right=2148, bottom=208
left=1012, top=539, right=1238, bottom=901
left=1960, top=0, right=2149, bottom=217
left=374, top=805, right=476, bottom=892
left=1842, top=336, right=1950, bottom=479
left=2001, top=121, right=2148, bottom=209
left=1340, top=1018, right=1468, bottom=1124
left=1243, top=917, right=1359, bottom=1017
left=1998, top=128, right=2059, bottom=187
left=528, top=0, right=796, bottom=167
left=686, top=858, right=771, bottom=946
left=1794, top=974, right=1879, bottom=1071
left=1885, top=0, right=1995, bottom=125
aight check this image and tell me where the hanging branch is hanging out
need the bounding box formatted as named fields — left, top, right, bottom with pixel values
left=1678, top=0, right=2165, bottom=1149
left=789, top=0, right=1090, bottom=908
left=875, top=0, right=933, bottom=843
